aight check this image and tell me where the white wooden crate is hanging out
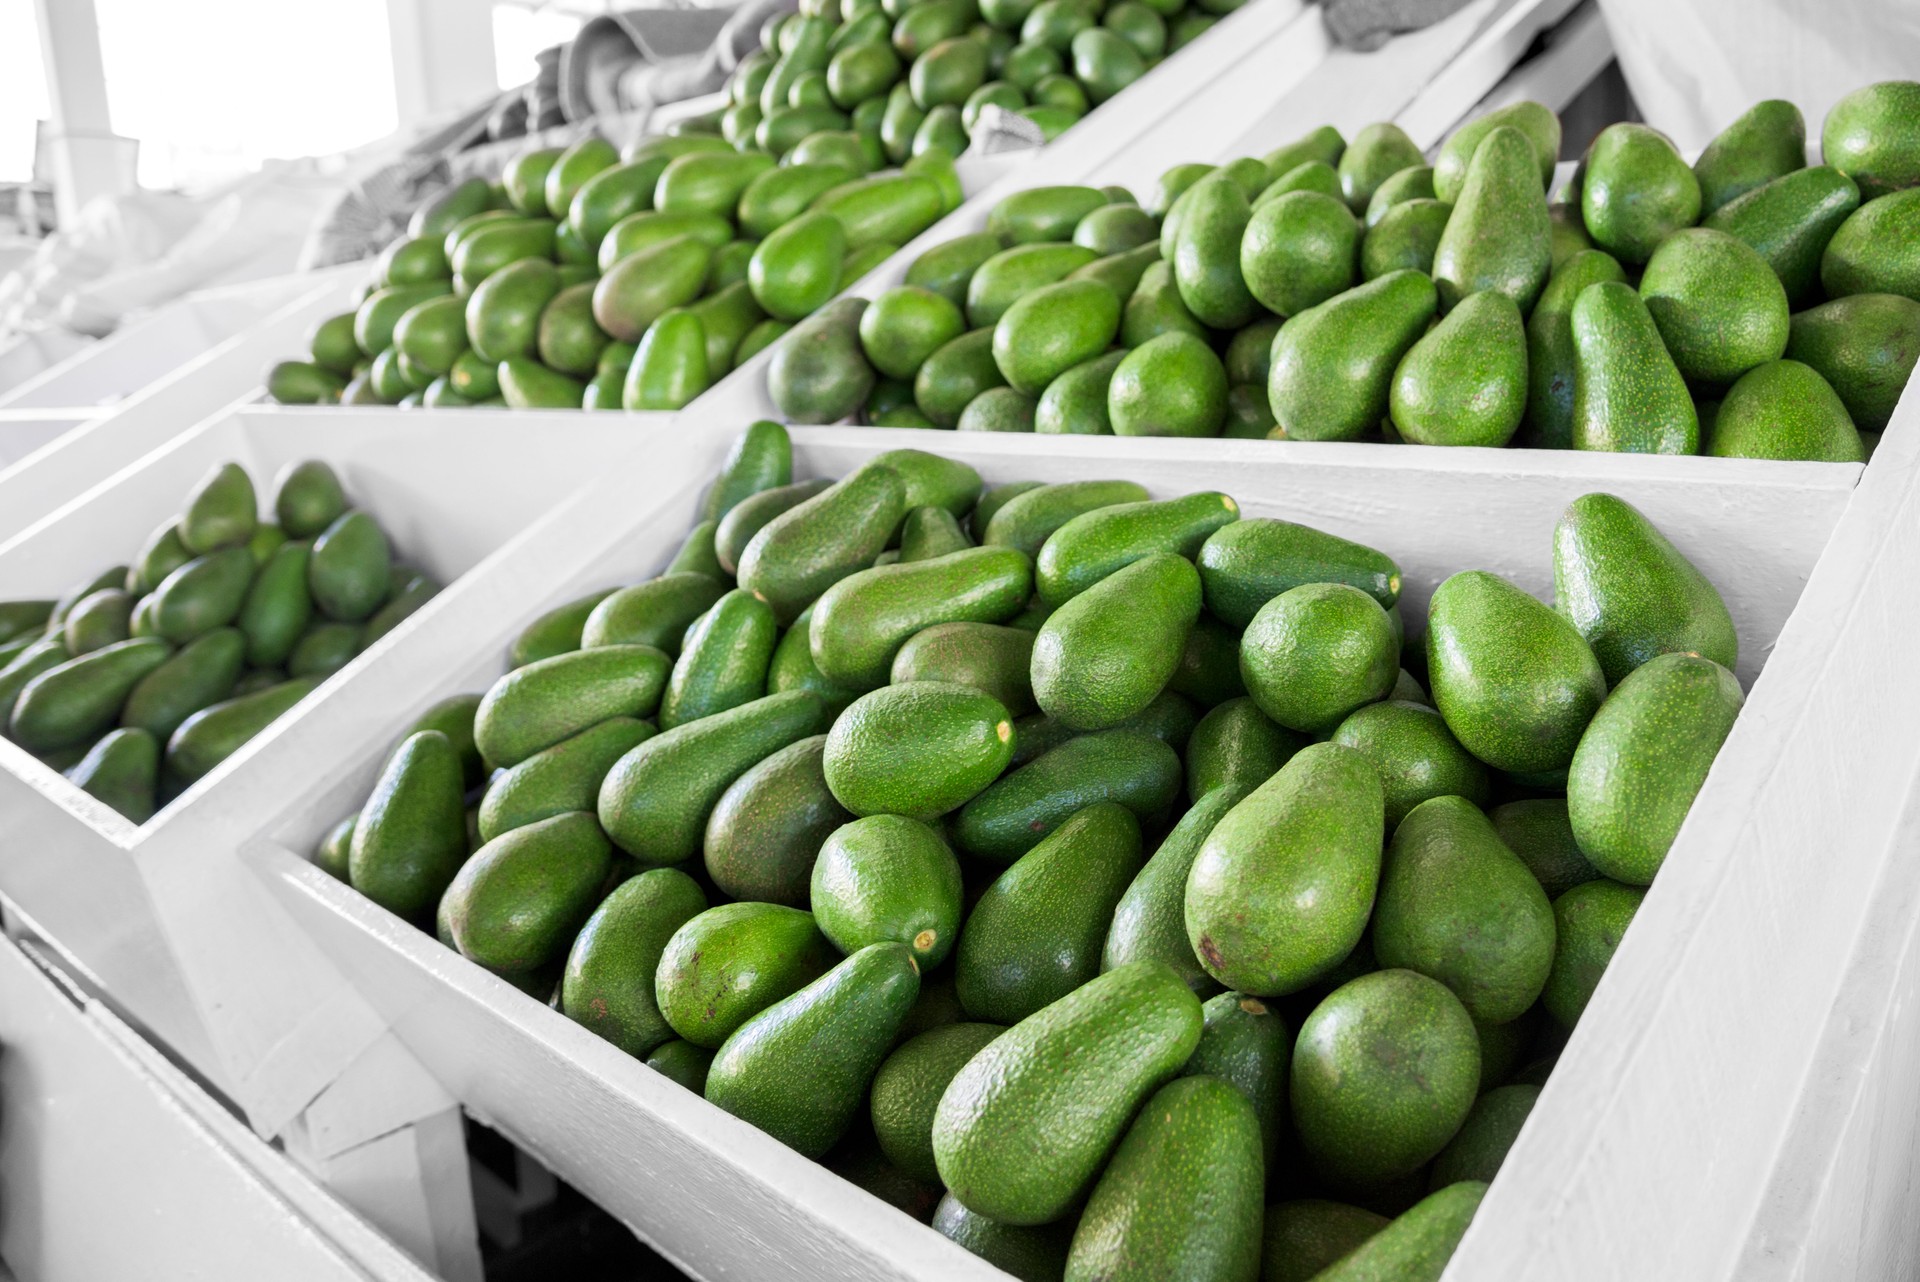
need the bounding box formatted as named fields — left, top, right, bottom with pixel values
left=220, top=421, right=1859, bottom=1280
left=0, top=404, right=652, bottom=1136
left=0, top=270, right=327, bottom=413
left=698, top=0, right=1597, bottom=424
left=0, top=265, right=366, bottom=545
left=0, top=924, right=437, bottom=1282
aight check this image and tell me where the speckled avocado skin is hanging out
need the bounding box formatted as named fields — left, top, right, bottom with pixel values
left=1427, top=570, right=1607, bottom=775
left=1370, top=795, right=1556, bottom=1025
left=932, top=960, right=1204, bottom=1226
left=1064, top=1076, right=1264, bottom=1282
left=1185, top=742, right=1385, bottom=997
left=1522, top=250, right=1627, bottom=449
left=1261, top=1199, right=1390, bottom=1282
left=1307, top=1180, right=1489, bottom=1281
left=1431, top=125, right=1552, bottom=313
left=1552, top=492, right=1738, bottom=686
left=1289, top=968, right=1480, bottom=1186
left=1567, top=651, right=1745, bottom=885
left=1542, top=878, right=1645, bottom=1025
left=1569, top=281, right=1700, bottom=454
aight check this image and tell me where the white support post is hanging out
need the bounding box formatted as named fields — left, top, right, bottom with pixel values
left=386, top=0, right=502, bottom=130
left=31, top=0, right=136, bottom=223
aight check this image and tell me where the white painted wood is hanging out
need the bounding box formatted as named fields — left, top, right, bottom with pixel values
left=1443, top=381, right=1920, bottom=1281
left=0, top=930, right=436, bottom=1282
left=0, top=404, right=653, bottom=1138
left=1468, top=0, right=1615, bottom=121
left=696, top=0, right=1580, bottom=426
left=0, top=269, right=326, bottom=412
left=386, top=0, right=500, bottom=129
left=30, top=0, right=135, bottom=225
left=0, top=412, right=90, bottom=469
left=231, top=419, right=1856, bottom=1280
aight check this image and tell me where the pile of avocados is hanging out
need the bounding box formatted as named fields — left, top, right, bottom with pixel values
left=319, top=419, right=1746, bottom=1281
left=713, top=0, right=1236, bottom=162
left=771, top=80, right=1920, bottom=456
left=268, top=131, right=965, bottom=412
left=0, top=462, right=435, bottom=824
left=264, top=0, right=1244, bottom=417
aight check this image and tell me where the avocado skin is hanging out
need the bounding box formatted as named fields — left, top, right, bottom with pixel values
left=1567, top=651, right=1744, bottom=885
left=655, top=901, right=835, bottom=1048
left=1785, top=293, right=1920, bottom=430
left=1185, top=742, right=1384, bottom=997
left=561, top=867, right=708, bottom=1057
left=1426, top=570, right=1606, bottom=775
left=952, top=728, right=1181, bottom=863
left=956, top=802, right=1143, bottom=1023
left=1693, top=98, right=1805, bottom=215
left=1103, top=784, right=1243, bottom=995
left=933, top=1192, right=1073, bottom=1281
left=871, top=1023, right=1006, bottom=1185
left=1064, top=1076, right=1264, bottom=1282
left=1542, top=878, right=1645, bottom=1025
left=1309, top=1181, right=1489, bottom=1281
left=1371, top=795, right=1556, bottom=1024
left=932, top=960, right=1203, bottom=1226
left=442, top=812, right=612, bottom=978
left=1260, top=1200, right=1390, bottom=1282
left=705, top=735, right=850, bottom=906
left=1553, top=492, right=1738, bottom=686
left=348, top=730, right=469, bottom=921
left=1289, top=969, right=1480, bottom=1186
left=705, top=941, right=921, bottom=1158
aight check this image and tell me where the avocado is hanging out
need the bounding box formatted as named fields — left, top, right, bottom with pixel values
left=1821, top=81, right=1920, bottom=200
left=825, top=679, right=1014, bottom=819
left=1640, top=227, right=1790, bottom=384
left=992, top=279, right=1122, bottom=396
left=148, top=548, right=254, bottom=643
left=771, top=297, right=880, bottom=424
left=1122, top=259, right=1209, bottom=349
left=66, top=726, right=160, bottom=824
left=120, top=626, right=245, bottom=741
left=1242, top=190, right=1360, bottom=318
left=442, top=812, right=612, bottom=978
left=933, top=960, right=1203, bottom=1225
left=178, top=462, right=258, bottom=555
left=1291, top=969, right=1479, bottom=1185
left=872, top=1023, right=1005, bottom=1185
left=308, top=512, right=391, bottom=624
left=810, top=547, right=1031, bottom=687
left=1330, top=700, right=1489, bottom=829
left=1268, top=270, right=1438, bottom=441
left=956, top=801, right=1142, bottom=1022
left=1364, top=165, right=1436, bottom=227
left=1372, top=795, right=1555, bottom=1023
left=1567, top=651, right=1743, bottom=885
left=1240, top=583, right=1397, bottom=736
left=953, top=728, right=1180, bottom=862
left=477, top=717, right=653, bottom=843
left=1107, top=332, right=1230, bottom=436
left=61, top=588, right=132, bottom=655
left=896, top=507, right=973, bottom=561
left=1360, top=199, right=1451, bottom=282
left=658, top=589, right=776, bottom=728
left=1821, top=189, right=1920, bottom=302
left=9, top=638, right=172, bottom=753
left=1338, top=123, right=1424, bottom=215
left=1694, top=99, right=1805, bottom=215
left=1521, top=249, right=1628, bottom=448
left=1490, top=798, right=1597, bottom=899
left=704, top=734, right=849, bottom=905
left=165, top=677, right=318, bottom=784
left=1782, top=293, right=1918, bottom=431
left=1389, top=289, right=1527, bottom=447
left=933, top=1192, right=1072, bottom=1281
left=1432, top=125, right=1552, bottom=313
left=1434, top=101, right=1560, bottom=205
left=1065, top=1076, right=1263, bottom=1282
left=1431, top=1083, right=1538, bottom=1188
left=1542, top=878, right=1644, bottom=1025
left=812, top=812, right=964, bottom=963
left=1181, top=989, right=1291, bottom=1164
left=1261, top=1201, right=1390, bottom=1282
left=1580, top=123, right=1701, bottom=265
left=737, top=463, right=906, bottom=623
left=1309, top=1181, right=1488, bottom=1281
left=347, top=730, right=469, bottom=920
left=1172, top=175, right=1260, bottom=329
left=1102, top=785, right=1241, bottom=995
left=888, top=622, right=1034, bottom=716
left=475, top=645, right=669, bottom=768
left=983, top=479, right=1149, bottom=559
left=1185, top=742, right=1382, bottom=996
left=1197, top=519, right=1399, bottom=632
left=1262, top=125, right=1346, bottom=183
left=562, top=868, right=707, bottom=1055
left=1707, top=358, right=1865, bottom=461
left=1033, top=553, right=1200, bottom=731
left=1553, top=492, right=1737, bottom=685
left=656, top=901, right=835, bottom=1047
left=1184, top=697, right=1306, bottom=802
left=1569, top=281, right=1700, bottom=454
left=1427, top=570, right=1606, bottom=774
left=707, top=941, right=921, bottom=1157
left=508, top=589, right=617, bottom=668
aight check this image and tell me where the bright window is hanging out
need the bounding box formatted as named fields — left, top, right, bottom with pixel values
left=493, top=3, right=583, bottom=91
left=94, top=0, right=400, bottom=191
left=0, top=0, right=52, bottom=183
